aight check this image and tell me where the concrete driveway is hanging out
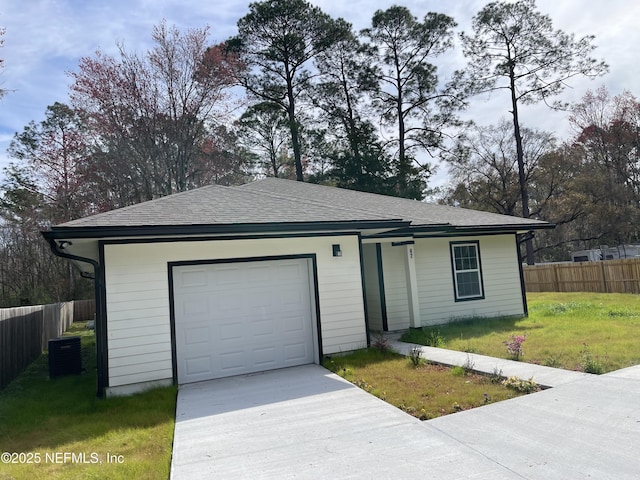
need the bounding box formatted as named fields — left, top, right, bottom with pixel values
left=170, top=364, right=640, bottom=479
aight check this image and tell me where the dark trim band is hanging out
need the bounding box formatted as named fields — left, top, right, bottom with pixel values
left=42, top=219, right=410, bottom=240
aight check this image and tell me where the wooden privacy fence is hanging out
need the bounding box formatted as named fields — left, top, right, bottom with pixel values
left=524, top=258, right=640, bottom=293
left=0, top=299, right=95, bottom=389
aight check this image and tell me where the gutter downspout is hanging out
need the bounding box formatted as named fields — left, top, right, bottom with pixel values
left=46, top=238, right=107, bottom=398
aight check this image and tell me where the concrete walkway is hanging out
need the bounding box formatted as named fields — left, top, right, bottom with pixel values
left=171, top=352, right=640, bottom=479
left=387, top=337, right=591, bottom=388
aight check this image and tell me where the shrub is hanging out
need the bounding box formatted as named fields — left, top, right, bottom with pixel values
left=502, top=376, right=538, bottom=394
left=580, top=343, right=605, bottom=374
left=408, top=345, right=423, bottom=367
left=489, top=366, right=503, bottom=384
left=503, top=334, right=526, bottom=360
left=425, top=329, right=445, bottom=347
left=462, top=354, right=476, bottom=374
left=372, top=332, right=391, bottom=352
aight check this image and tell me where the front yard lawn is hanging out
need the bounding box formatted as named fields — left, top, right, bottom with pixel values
left=401, top=292, right=640, bottom=373
left=323, top=348, right=527, bottom=420
left=0, top=322, right=176, bottom=480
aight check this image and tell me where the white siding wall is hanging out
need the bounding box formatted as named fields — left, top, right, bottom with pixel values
left=380, top=243, right=410, bottom=331
left=103, top=235, right=367, bottom=389
left=414, top=235, right=525, bottom=326
left=362, top=243, right=383, bottom=331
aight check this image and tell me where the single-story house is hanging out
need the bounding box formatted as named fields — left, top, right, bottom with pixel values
left=42, top=178, right=552, bottom=397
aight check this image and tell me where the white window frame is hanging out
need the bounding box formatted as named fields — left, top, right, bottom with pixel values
left=450, top=241, right=485, bottom=301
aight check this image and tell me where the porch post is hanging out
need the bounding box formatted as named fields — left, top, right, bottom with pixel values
left=403, top=244, right=421, bottom=328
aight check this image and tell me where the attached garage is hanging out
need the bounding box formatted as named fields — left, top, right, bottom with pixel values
left=171, top=257, right=318, bottom=384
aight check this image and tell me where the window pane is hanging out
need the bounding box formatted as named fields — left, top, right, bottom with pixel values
left=454, top=245, right=478, bottom=271
left=456, top=271, right=480, bottom=297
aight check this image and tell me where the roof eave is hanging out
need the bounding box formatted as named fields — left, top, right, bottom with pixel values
left=364, top=221, right=555, bottom=239
left=421, top=222, right=556, bottom=236
left=41, top=219, right=411, bottom=240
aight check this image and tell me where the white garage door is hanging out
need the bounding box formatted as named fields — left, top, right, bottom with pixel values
left=173, top=258, right=316, bottom=384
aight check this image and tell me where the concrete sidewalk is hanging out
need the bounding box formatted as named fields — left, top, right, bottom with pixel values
left=387, top=337, right=591, bottom=387
left=429, top=369, right=640, bottom=479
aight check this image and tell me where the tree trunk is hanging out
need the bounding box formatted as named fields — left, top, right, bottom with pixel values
left=285, top=71, right=304, bottom=182
left=509, top=65, right=535, bottom=265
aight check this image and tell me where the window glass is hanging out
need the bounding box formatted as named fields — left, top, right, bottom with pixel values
left=451, top=242, right=483, bottom=300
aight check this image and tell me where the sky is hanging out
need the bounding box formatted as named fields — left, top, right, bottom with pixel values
left=1, top=0, right=639, bottom=188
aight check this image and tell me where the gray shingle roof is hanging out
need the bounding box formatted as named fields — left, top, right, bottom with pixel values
left=240, top=178, right=548, bottom=228
left=53, top=177, right=549, bottom=231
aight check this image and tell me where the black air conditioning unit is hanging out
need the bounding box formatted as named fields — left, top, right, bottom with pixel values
left=48, top=336, right=82, bottom=378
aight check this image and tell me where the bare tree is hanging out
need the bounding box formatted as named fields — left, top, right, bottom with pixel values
left=70, top=21, right=243, bottom=204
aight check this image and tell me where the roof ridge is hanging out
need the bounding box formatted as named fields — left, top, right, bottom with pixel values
left=242, top=177, right=548, bottom=226
left=238, top=178, right=452, bottom=226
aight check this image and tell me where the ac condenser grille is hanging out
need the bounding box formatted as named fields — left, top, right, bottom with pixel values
left=48, top=336, right=82, bottom=378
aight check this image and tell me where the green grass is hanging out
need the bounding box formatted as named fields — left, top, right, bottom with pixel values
left=400, top=292, right=640, bottom=373
left=323, top=348, right=525, bottom=420
left=0, top=322, right=176, bottom=480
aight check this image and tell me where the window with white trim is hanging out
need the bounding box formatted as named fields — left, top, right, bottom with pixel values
left=450, top=241, right=484, bottom=301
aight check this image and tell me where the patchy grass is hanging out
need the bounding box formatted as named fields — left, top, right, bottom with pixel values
left=323, top=349, right=524, bottom=420
left=0, top=322, right=176, bottom=480
left=401, top=292, right=640, bottom=373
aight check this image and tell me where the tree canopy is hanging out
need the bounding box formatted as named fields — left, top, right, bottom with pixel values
left=459, top=0, right=608, bottom=263
left=70, top=21, right=246, bottom=205
left=362, top=6, right=462, bottom=199
left=227, top=0, right=351, bottom=181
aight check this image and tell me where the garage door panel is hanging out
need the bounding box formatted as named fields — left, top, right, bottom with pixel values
left=247, top=291, right=272, bottom=308
left=184, top=326, right=210, bottom=346
left=215, top=292, right=244, bottom=312
left=219, top=322, right=245, bottom=341
left=253, top=319, right=275, bottom=336
left=276, top=263, right=303, bottom=280
left=214, top=267, right=244, bottom=285
left=253, top=347, right=277, bottom=366
left=283, top=342, right=307, bottom=361
left=220, top=351, right=245, bottom=372
left=179, top=269, right=208, bottom=288
left=174, top=258, right=316, bottom=384
left=182, top=296, right=208, bottom=317
left=185, top=356, right=211, bottom=376
left=247, top=264, right=272, bottom=283
left=282, top=313, right=308, bottom=331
